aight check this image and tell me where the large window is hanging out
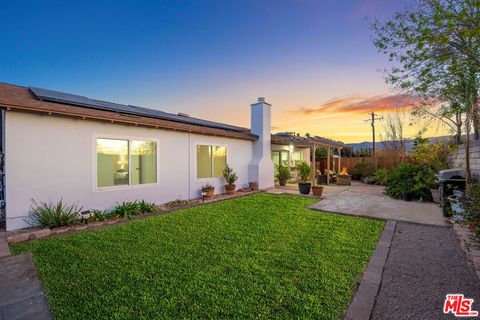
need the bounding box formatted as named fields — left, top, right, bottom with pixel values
left=96, top=138, right=157, bottom=188
left=196, top=145, right=227, bottom=179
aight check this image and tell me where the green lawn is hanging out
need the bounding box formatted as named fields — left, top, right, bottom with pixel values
left=12, top=193, right=384, bottom=319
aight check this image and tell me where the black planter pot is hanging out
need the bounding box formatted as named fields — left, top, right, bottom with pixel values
left=298, top=183, right=311, bottom=195
left=403, top=192, right=413, bottom=202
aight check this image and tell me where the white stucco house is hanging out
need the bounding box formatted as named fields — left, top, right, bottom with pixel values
left=0, top=83, right=343, bottom=231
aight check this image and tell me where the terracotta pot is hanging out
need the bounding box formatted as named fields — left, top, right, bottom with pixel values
left=202, top=188, right=214, bottom=199
left=249, top=181, right=258, bottom=191
left=312, top=186, right=323, bottom=197
left=225, top=184, right=236, bottom=195
left=279, top=179, right=287, bottom=186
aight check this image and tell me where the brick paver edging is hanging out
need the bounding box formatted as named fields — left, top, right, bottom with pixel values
left=344, top=220, right=397, bottom=320
left=7, top=190, right=260, bottom=244
left=452, top=223, right=480, bottom=280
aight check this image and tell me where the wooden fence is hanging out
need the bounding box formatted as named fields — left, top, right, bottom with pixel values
left=316, top=156, right=407, bottom=173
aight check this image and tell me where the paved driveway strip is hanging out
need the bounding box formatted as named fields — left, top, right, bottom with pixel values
left=372, top=222, right=480, bottom=320
left=344, top=221, right=396, bottom=320
left=0, top=253, right=51, bottom=320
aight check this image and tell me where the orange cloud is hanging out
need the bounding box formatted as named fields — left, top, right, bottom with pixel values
left=291, top=94, right=414, bottom=115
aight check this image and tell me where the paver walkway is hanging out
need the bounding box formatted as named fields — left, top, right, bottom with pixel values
left=310, top=190, right=447, bottom=226
left=270, top=181, right=447, bottom=226
left=372, top=222, right=480, bottom=319
left=0, top=232, right=51, bottom=320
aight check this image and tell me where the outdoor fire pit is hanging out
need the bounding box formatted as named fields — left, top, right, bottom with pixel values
left=336, top=167, right=352, bottom=186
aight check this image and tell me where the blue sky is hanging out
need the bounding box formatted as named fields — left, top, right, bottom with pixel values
left=0, top=0, right=429, bottom=142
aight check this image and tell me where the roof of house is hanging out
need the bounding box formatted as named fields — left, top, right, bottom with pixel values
left=0, top=83, right=257, bottom=141
left=272, top=132, right=345, bottom=149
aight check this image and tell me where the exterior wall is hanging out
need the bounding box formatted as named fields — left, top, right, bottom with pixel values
left=271, top=144, right=311, bottom=166
left=188, top=133, right=252, bottom=198
left=449, top=140, right=480, bottom=182
left=5, top=111, right=253, bottom=230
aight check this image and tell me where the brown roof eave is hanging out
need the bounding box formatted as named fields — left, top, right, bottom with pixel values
left=0, top=103, right=258, bottom=141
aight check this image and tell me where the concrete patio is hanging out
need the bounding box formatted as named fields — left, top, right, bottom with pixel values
left=267, top=181, right=448, bottom=226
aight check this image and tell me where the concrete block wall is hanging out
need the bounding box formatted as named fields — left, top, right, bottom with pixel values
left=449, top=140, right=480, bottom=182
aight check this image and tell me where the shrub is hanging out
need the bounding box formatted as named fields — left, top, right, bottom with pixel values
left=113, top=201, right=141, bottom=220
left=373, top=168, right=390, bottom=185
left=138, top=200, right=156, bottom=213
left=385, top=163, right=435, bottom=201
left=29, top=199, right=82, bottom=228
left=410, top=140, right=456, bottom=172
left=464, top=183, right=480, bottom=222
left=350, top=163, right=375, bottom=179
left=91, top=209, right=108, bottom=221
left=90, top=209, right=118, bottom=221
left=112, top=200, right=156, bottom=220
left=295, top=161, right=311, bottom=183
left=275, top=164, right=292, bottom=181
left=222, top=165, right=238, bottom=185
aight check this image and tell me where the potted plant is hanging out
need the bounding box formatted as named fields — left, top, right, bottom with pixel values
left=275, top=164, right=292, bottom=186
left=201, top=183, right=215, bottom=199
left=222, top=165, right=238, bottom=195
left=295, top=161, right=311, bottom=195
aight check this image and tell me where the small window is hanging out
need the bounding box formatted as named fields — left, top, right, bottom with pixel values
left=196, top=145, right=227, bottom=179
left=197, top=145, right=212, bottom=179
left=96, top=138, right=157, bottom=188
left=292, top=151, right=304, bottom=165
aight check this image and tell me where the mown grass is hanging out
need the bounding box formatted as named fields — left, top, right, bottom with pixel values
left=12, top=193, right=384, bottom=319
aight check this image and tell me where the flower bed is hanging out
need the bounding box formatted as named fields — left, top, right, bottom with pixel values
left=7, top=189, right=257, bottom=244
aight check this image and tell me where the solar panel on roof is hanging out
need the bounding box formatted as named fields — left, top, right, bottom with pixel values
left=29, top=87, right=246, bottom=133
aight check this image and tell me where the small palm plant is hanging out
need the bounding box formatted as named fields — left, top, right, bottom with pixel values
left=29, top=199, right=82, bottom=228
left=275, top=164, right=292, bottom=186
left=295, top=161, right=311, bottom=183
left=295, top=161, right=312, bottom=195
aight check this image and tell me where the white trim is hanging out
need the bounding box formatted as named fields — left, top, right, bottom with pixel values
left=93, top=133, right=160, bottom=192
left=194, top=142, right=229, bottom=181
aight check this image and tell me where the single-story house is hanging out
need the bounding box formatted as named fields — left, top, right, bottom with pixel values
left=0, top=83, right=343, bottom=230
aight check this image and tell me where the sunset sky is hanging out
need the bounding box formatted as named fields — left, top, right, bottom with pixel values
left=0, top=0, right=448, bottom=142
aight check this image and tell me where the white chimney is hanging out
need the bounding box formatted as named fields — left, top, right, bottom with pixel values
left=249, top=97, right=274, bottom=189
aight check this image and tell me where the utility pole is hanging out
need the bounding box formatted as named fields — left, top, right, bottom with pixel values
left=364, top=112, right=383, bottom=168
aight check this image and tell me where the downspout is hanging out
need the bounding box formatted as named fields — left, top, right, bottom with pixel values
left=1, top=110, right=5, bottom=229
left=188, top=132, right=191, bottom=199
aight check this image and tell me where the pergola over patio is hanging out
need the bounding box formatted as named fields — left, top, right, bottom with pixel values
left=271, top=133, right=345, bottom=185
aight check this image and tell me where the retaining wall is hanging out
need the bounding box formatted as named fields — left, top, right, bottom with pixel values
left=449, top=140, right=480, bottom=182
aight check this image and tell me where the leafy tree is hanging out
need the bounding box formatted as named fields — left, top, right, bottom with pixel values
left=371, top=0, right=480, bottom=187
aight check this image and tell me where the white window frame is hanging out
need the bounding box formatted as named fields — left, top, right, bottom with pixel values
left=93, top=134, right=160, bottom=192
left=194, top=143, right=229, bottom=180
